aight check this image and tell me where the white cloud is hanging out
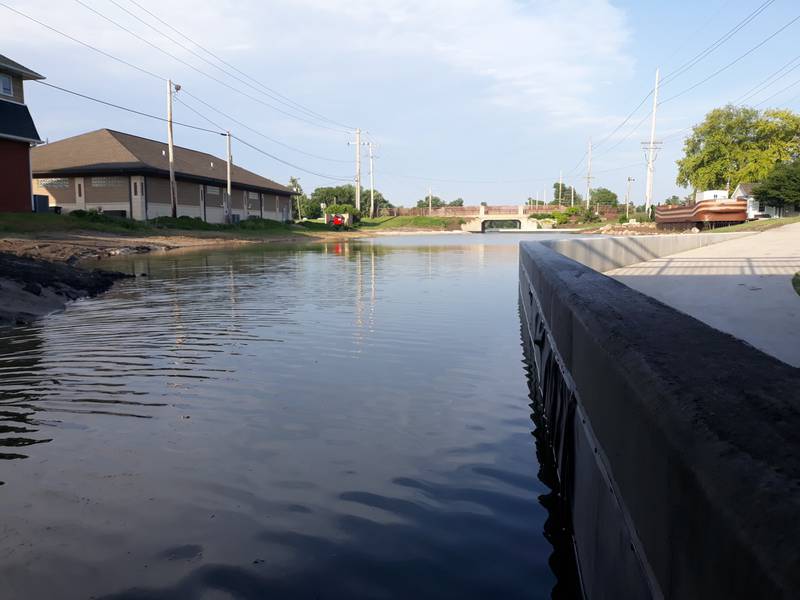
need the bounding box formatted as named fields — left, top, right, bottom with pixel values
left=4, top=0, right=632, bottom=125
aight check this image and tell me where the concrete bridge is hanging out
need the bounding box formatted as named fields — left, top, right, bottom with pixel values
left=460, top=205, right=552, bottom=232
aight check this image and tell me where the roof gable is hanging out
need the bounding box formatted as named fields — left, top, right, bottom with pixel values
left=0, top=54, right=44, bottom=80
left=32, top=129, right=143, bottom=173
left=32, top=128, right=293, bottom=194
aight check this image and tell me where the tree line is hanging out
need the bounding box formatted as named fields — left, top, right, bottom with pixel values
left=676, top=105, right=800, bottom=211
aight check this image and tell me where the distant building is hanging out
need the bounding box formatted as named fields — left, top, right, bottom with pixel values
left=0, top=54, right=44, bottom=212
left=694, top=189, right=729, bottom=202
left=32, top=129, right=295, bottom=222
left=656, top=189, right=746, bottom=228
left=731, top=182, right=799, bottom=219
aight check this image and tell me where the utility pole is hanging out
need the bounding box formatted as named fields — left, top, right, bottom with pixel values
left=348, top=128, right=362, bottom=214
left=166, top=79, right=180, bottom=218
left=558, top=170, right=563, bottom=206
left=226, top=131, right=232, bottom=224
left=570, top=186, right=574, bottom=208
left=367, top=141, right=376, bottom=218
left=643, top=68, right=661, bottom=212
left=428, top=186, right=433, bottom=216
left=585, top=138, right=593, bottom=210
left=625, top=176, right=635, bottom=220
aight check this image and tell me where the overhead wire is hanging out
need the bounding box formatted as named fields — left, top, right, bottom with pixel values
left=33, top=80, right=224, bottom=134
left=660, top=14, right=800, bottom=105
left=107, top=0, right=353, bottom=131
left=123, top=0, right=352, bottom=131
left=72, top=0, right=350, bottom=134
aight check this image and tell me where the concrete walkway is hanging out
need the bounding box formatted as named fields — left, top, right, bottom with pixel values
left=607, top=223, right=800, bottom=367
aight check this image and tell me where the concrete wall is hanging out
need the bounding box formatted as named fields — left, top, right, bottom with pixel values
left=543, top=232, right=753, bottom=273
left=519, top=237, right=800, bottom=599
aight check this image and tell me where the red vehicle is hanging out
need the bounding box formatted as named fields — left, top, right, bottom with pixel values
left=331, top=214, right=345, bottom=229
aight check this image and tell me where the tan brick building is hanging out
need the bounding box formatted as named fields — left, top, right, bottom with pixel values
left=32, top=129, right=294, bottom=222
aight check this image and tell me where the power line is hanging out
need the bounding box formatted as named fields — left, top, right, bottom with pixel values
left=72, top=0, right=350, bottom=134
left=179, top=91, right=351, bottom=163
left=33, top=80, right=224, bottom=134
left=755, top=75, right=800, bottom=107
left=0, top=1, right=164, bottom=81
left=124, top=0, right=352, bottom=131
left=660, top=14, right=800, bottom=105
left=735, top=53, right=800, bottom=105
left=231, top=134, right=351, bottom=181
left=108, top=0, right=352, bottom=131
left=660, top=0, right=775, bottom=86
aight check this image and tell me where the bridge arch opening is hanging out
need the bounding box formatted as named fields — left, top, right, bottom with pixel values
left=482, top=219, right=522, bottom=232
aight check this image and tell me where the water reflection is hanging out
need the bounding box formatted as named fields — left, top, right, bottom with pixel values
left=0, top=234, right=577, bottom=599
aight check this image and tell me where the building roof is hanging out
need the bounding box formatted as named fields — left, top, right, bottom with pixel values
left=0, top=101, right=41, bottom=143
left=734, top=183, right=754, bottom=197
left=31, top=129, right=294, bottom=195
left=0, top=54, right=44, bottom=80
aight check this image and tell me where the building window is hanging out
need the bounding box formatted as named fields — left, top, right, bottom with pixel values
left=91, top=176, right=126, bottom=187
left=0, top=74, right=11, bottom=97
left=759, top=201, right=765, bottom=212
left=39, top=177, right=69, bottom=189
left=206, top=186, right=220, bottom=195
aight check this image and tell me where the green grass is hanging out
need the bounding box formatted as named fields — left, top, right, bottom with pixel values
left=356, top=216, right=466, bottom=230
left=0, top=212, right=312, bottom=238
left=793, top=272, right=800, bottom=297
left=708, top=215, right=800, bottom=233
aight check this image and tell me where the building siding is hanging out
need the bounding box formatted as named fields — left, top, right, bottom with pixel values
left=0, top=138, right=32, bottom=212
left=0, top=73, right=25, bottom=104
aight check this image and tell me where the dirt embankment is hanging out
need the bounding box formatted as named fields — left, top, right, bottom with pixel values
left=0, top=252, right=131, bottom=326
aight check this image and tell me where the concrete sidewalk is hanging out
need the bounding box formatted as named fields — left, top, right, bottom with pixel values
left=607, top=223, right=800, bottom=367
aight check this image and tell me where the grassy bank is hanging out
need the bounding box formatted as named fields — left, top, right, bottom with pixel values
left=0, top=212, right=311, bottom=238
left=355, top=216, right=466, bottom=230
left=709, top=215, right=800, bottom=233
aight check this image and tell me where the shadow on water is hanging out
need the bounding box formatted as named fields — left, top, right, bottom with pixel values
left=522, top=323, right=583, bottom=600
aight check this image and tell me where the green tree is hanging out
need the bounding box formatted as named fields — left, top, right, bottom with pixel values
left=753, top=160, right=800, bottom=211
left=590, top=187, right=618, bottom=206
left=288, top=177, right=322, bottom=219
left=663, top=194, right=683, bottom=206
left=550, top=182, right=582, bottom=205
left=308, top=185, right=392, bottom=215
left=448, top=198, right=464, bottom=207
left=416, top=195, right=445, bottom=208
left=676, top=105, right=800, bottom=191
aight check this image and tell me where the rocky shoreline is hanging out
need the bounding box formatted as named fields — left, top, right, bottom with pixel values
left=0, top=252, right=131, bottom=326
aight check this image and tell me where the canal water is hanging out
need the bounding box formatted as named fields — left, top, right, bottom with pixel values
left=0, top=233, right=578, bottom=599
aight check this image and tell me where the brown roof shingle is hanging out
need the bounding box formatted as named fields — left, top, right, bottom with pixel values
left=32, top=129, right=293, bottom=195
left=0, top=54, right=44, bottom=80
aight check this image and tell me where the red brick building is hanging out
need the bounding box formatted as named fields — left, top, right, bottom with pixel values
left=0, top=54, right=43, bottom=212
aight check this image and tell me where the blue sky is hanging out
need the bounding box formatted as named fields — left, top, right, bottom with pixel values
left=5, top=0, right=799, bottom=206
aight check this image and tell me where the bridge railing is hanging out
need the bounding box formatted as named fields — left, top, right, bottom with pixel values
left=381, top=204, right=571, bottom=218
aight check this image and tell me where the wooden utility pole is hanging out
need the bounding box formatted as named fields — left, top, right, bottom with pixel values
left=166, top=79, right=179, bottom=218
left=367, top=141, right=376, bottom=218
left=625, top=176, right=635, bottom=220
left=355, top=128, right=362, bottom=213
left=428, top=186, right=432, bottom=216
left=226, top=131, right=232, bottom=224
left=585, top=138, right=593, bottom=210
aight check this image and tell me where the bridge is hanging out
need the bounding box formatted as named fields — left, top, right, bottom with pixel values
left=460, top=205, right=550, bottom=232
left=383, top=204, right=568, bottom=232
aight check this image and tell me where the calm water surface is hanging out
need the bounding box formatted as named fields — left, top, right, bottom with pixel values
left=0, top=233, right=576, bottom=599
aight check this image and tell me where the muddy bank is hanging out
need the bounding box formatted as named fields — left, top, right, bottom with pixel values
left=0, top=252, right=130, bottom=326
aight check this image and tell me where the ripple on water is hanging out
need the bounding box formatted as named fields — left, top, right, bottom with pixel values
left=0, top=237, right=576, bottom=599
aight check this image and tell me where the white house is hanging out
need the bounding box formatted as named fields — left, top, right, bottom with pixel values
left=731, top=183, right=799, bottom=219
left=694, top=189, right=730, bottom=202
